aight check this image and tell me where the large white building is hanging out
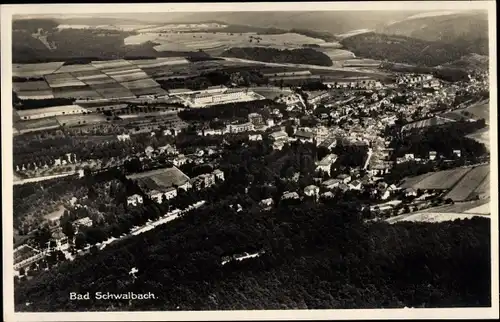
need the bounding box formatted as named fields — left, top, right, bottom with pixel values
left=17, top=105, right=89, bottom=120
left=315, top=153, right=338, bottom=175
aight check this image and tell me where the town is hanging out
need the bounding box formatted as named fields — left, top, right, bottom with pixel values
left=10, top=9, right=493, bottom=313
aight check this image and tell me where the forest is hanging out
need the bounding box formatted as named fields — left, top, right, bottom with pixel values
left=341, top=32, right=486, bottom=68
left=221, top=47, right=333, bottom=67
left=15, top=194, right=491, bottom=311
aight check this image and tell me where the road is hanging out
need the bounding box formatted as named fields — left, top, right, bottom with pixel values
left=13, top=171, right=79, bottom=185
left=218, top=57, right=389, bottom=76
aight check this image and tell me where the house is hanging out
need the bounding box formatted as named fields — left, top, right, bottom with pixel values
left=282, top=191, right=300, bottom=200
left=337, top=174, right=352, bottom=184
left=191, top=172, right=216, bottom=190
left=148, top=190, right=164, bottom=203
left=405, top=188, right=418, bottom=197
left=73, top=217, right=93, bottom=229
left=213, top=169, right=225, bottom=181
left=173, top=154, right=187, bottom=167
left=321, top=191, right=335, bottom=199
left=404, top=153, right=415, bottom=160
left=164, top=187, right=178, bottom=200
left=270, top=131, right=289, bottom=141
left=348, top=180, right=362, bottom=190
left=145, top=146, right=155, bottom=157
left=259, top=198, right=274, bottom=208
left=248, top=113, right=263, bottom=125
left=293, top=130, right=315, bottom=143
left=319, top=135, right=337, bottom=149
left=127, top=194, right=143, bottom=206
left=266, top=119, right=275, bottom=127
left=380, top=189, right=391, bottom=200
left=248, top=134, right=263, bottom=141
left=158, top=144, right=177, bottom=155
left=226, top=122, right=254, bottom=133
left=322, top=178, right=341, bottom=190
left=304, top=185, right=320, bottom=197
left=337, top=183, right=350, bottom=192
left=315, top=154, right=338, bottom=175
left=453, top=150, right=462, bottom=158
left=117, top=134, right=130, bottom=141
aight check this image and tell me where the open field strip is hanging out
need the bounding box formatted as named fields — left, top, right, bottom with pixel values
left=464, top=200, right=491, bottom=214
left=120, top=78, right=161, bottom=90
left=80, top=76, right=118, bottom=85
left=13, top=80, right=51, bottom=91
left=53, top=64, right=98, bottom=74
left=388, top=212, right=489, bottom=224
left=412, top=167, right=472, bottom=190
left=13, top=171, right=78, bottom=186
left=91, top=59, right=134, bottom=69
left=444, top=165, right=489, bottom=201
left=45, top=73, right=87, bottom=88
left=108, top=72, right=151, bottom=83
left=13, top=62, right=65, bottom=77
left=15, top=117, right=61, bottom=132
left=471, top=173, right=490, bottom=199
left=52, top=86, right=103, bottom=99
left=16, top=90, right=55, bottom=100
left=129, top=58, right=189, bottom=68
left=129, top=87, right=168, bottom=96
left=55, top=114, right=108, bottom=127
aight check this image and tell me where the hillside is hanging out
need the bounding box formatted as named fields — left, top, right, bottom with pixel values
left=15, top=198, right=491, bottom=311
left=221, top=47, right=333, bottom=66
left=341, top=32, right=487, bottom=67
left=442, top=54, right=489, bottom=72
left=379, top=11, right=488, bottom=44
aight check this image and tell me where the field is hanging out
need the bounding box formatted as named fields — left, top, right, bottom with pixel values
left=13, top=80, right=51, bottom=91
left=124, top=31, right=326, bottom=55
left=401, top=116, right=455, bottom=131
left=126, top=167, right=190, bottom=190
left=89, top=82, right=135, bottom=99
left=471, top=173, right=490, bottom=199
left=451, top=99, right=490, bottom=123
left=44, top=73, right=87, bottom=88
left=17, top=105, right=89, bottom=119
left=15, top=117, right=60, bottom=133
left=55, top=114, right=108, bottom=127
left=53, top=86, right=102, bottom=99
left=12, top=62, right=65, bottom=77
left=444, top=165, right=489, bottom=201
left=43, top=205, right=66, bottom=222
left=389, top=212, right=489, bottom=224
left=319, top=49, right=356, bottom=61
left=400, top=167, right=471, bottom=190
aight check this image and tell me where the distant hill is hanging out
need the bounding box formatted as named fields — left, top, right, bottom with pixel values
left=379, top=11, right=488, bottom=45
left=341, top=32, right=487, bottom=67
left=442, top=53, right=489, bottom=72
left=221, top=47, right=333, bottom=66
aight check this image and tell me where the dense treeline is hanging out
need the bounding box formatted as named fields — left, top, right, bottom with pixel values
left=178, top=100, right=276, bottom=122
left=342, top=32, right=486, bottom=68
left=13, top=95, right=76, bottom=110
left=15, top=197, right=491, bottom=310
left=221, top=47, right=333, bottom=66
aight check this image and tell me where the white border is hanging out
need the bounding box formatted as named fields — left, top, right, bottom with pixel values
left=1, top=2, right=498, bottom=321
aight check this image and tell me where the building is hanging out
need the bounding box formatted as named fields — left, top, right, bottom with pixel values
left=308, top=91, right=330, bottom=105
left=17, top=105, right=89, bottom=120
left=315, top=154, right=338, bottom=175
left=270, top=131, right=289, bottom=141
left=191, top=173, right=216, bottom=190
left=213, top=169, right=225, bottom=181
left=429, top=151, right=437, bottom=160
left=337, top=174, right=352, bottom=184
left=248, top=113, right=263, bottom=125
left=14, top=244, right=46, bottom=271
left=348, top=180, right=362, bottom=190
left=259, top=198, right=274, bottom=209
left=73, top=217, right=93, bottom=229
left=322, top=178, right=341, bottom=190
left=226, top=122, right=255, bottom=134
left=304, top=185, right=320, bottom=198
left=117, top=134, right=131, bottom=141
left=319, top=135, right=337, bottom=149
left=312, top=126, right=329, bottom=144
left=249, top=134, right=262, bottom=141
left=164, top=187, right=177, bottom=200
left=173, top=154, right=187, bottom=167
left=294, top=130, right=315, bottom=143
left=127, top=194, right=143, bottom=206
left=148, top=190, right=164, bottom=203
left=158, top=144, right=177, bottom=155
left=453, top=150, right=462, bottom=158
left=282, top=191, right=300, bottom=200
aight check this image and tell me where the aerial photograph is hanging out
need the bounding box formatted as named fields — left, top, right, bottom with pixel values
left=8, top=4, right=494, bottom=314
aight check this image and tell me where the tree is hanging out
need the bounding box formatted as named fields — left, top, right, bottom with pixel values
left=74, top=232, right=87, bottom=250
left=34, top=225, right=52, bottom=249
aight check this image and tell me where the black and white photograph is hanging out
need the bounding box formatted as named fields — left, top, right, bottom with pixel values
left=2, top=1, right=498, bottom=320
